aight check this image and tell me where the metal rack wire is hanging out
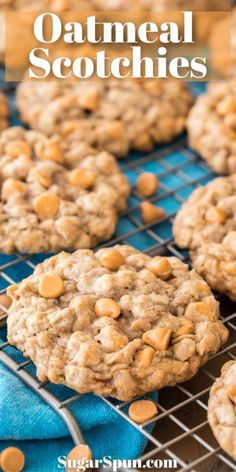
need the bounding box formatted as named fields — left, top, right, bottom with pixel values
left=0, top=78, right=235, bottom=472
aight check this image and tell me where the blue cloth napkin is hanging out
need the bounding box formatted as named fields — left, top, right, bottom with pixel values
left=0, top=328, right=157, bottom=471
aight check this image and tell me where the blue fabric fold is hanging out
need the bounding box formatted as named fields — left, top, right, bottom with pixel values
left=0, top=329, right=157, bottom=471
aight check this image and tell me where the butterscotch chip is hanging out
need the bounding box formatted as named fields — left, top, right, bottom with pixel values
left=99, top=249, right=124, bottom=271
left=136, top=173, right=158, bottom=197
left=205, top=206, right=226, bottom=224
left=187, top=80, right=236, bottom=175
left=38, top=273, right=64, bottom=298
left=223, top=231, right=236, bottom=253
left=128, top=400, right=158, bottom=424
left=185, top=302, right=215, bottom=321
left=69, top=168, right=96, bottom=189
left=66, top=444, right=92, bottom=472
left=140, top=201, right=165, bottom=224
left=78, top=90, right=99, bottom=111
left=50, top=0, right=69, bottom=11
left=134, top=132, right=152, bottom=151
left=142, top=327, right=172, bottom=351
left=39, top=141, right=64, bottom=164
left=227, top=384, right=236, bottom=403
left=224, top=113, right=236, bottom=129
left=98, top=325, right=128, bottom=351
left=197, top=281, right=211, bottom=296
left=33, top=192, right=60, bottom=219
left=133, top=131, right=153, bottom=151
left=17, top=80, right=192, bottom=158
left=59, top=121, right=80, bottom=137
left=173, top=174, right=236, bottom=300
left=30, top=169, right=51, bottom=188
left=5, top=139, right=31, bottom=158
left=135, top=347, right=155, bottom=369
left=217, top=96, right=236, bottom=116
left=175, top=322, right=194, bottom=337
left=7, top=284, right=19, bottom=298
left=95, top=298, right=121, bottom=318
left=0, top=91, right=8, bottom=132
left=0, top=447, right=25, bottom=472
left=106, top=121, right=124, bottom=140
left=148, top=257, right=172, bottom=280
left=220, top=261, right=236, bottom=276
left=1, top=178, right=26, bottom=201
left=208, top=360, right=236, bottom=461
left=7, top=245, right=228, bottom=401
left=0, top=294, right=12, bottom=311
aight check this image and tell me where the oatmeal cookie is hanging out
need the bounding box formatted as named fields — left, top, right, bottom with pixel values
left=0, top=126, right=130, bottom=253
left=187, top=80, right=236, bottom=175
left=7, top=244, right=228, bottom=401
left=208, top=361, right=236, bottom=461
left=17, top=80, right=192, bottom=158
left=173, top=174, right=236, bottom=301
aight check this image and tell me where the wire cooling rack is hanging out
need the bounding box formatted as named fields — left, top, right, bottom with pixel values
left=0, top=76, right=235, bottom=472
